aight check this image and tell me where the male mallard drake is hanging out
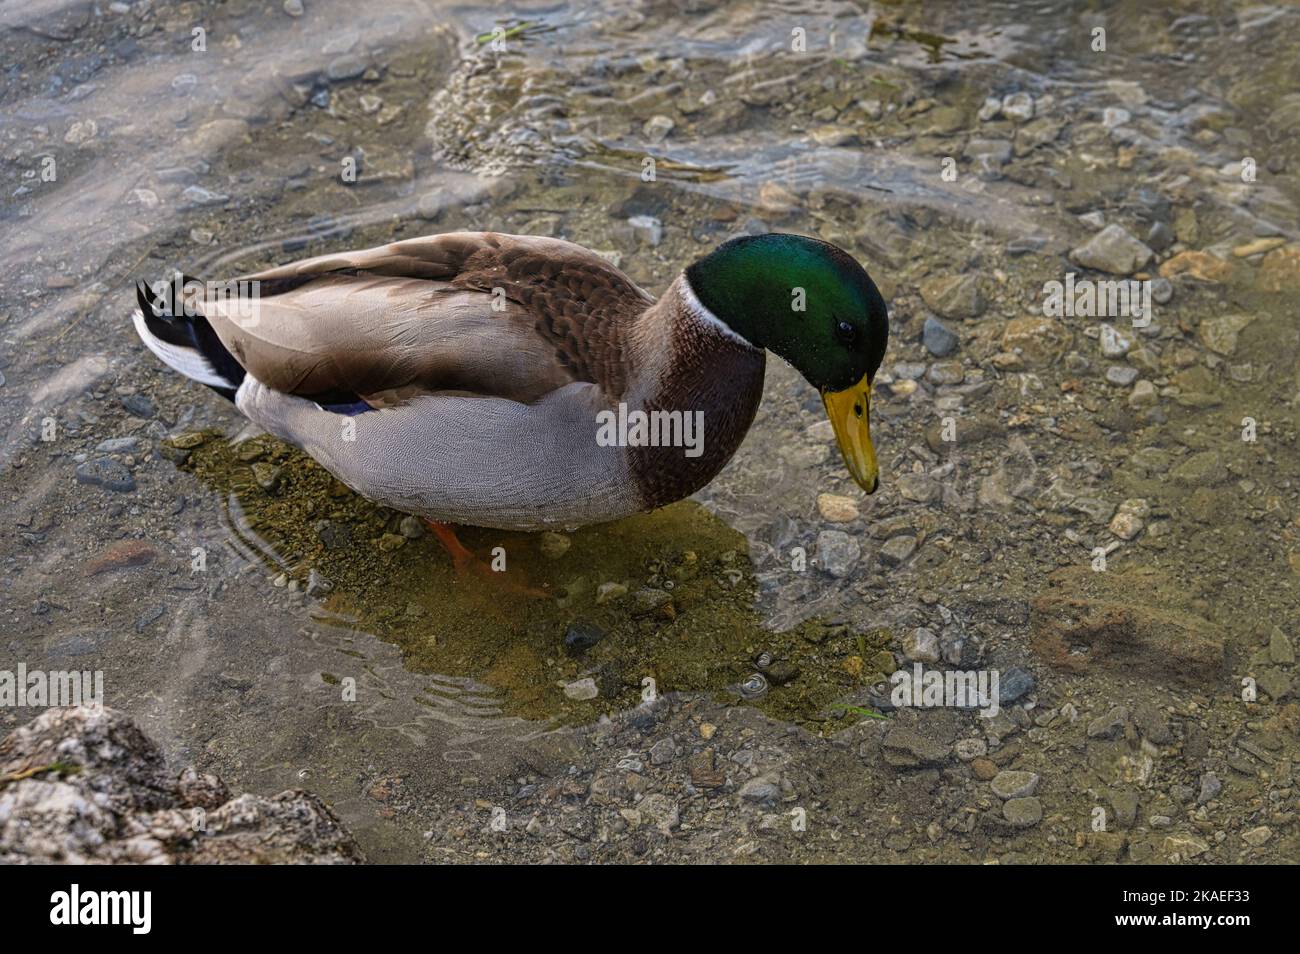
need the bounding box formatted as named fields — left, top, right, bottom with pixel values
left=133, top=231, right=888, bottom=532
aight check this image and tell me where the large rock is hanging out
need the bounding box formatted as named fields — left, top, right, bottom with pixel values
left=922, top=316, right=960, bottom=357
left=1197, top=314, right=1255, bottom=356
left=1158, top=250, right=1233, bottom=283
left=0, top=707, right=362, bottom=864
left=1000, top=316, right=1072, bottom=367
left=816, top=530, right=861, bottom=578
left=1171, top=450, right=1226, bottom=487
left=881, top=726, right=950, bottom=768
left=1069, top=225, right=1153, bottom=275
left=1030, top=566, right=1226, bottom=686
left=920, top=274, right=985, bottom=320
left=1256, top=245, right=1300, bottom=291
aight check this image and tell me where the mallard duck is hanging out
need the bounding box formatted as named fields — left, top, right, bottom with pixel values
left=133, top=231, right=888, bottom=538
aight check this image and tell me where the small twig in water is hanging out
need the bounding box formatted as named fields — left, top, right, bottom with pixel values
left=475, top=21, right=549, bottom=45
left=829, top=703, right=887, bottom=721
left=0, top=760, right=82, bottom=789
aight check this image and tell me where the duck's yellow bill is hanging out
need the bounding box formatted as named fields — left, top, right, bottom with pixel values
left=821, top=373, right=879, bottom=494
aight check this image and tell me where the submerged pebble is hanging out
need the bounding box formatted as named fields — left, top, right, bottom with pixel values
left=765, top=661, right=801, bottom=686
left=903, top=627, right=940, bottom=663
left=997, top=667, right=1035, bottom=703
left=538, top=531, right=571, bottom=559
left=632, top=587, right=672, bottom=614
left=75, top=458, right=135, bottom=493
left=880, top=535, right=918, bottom=567
left=119, top=394, right=156, bottom=419
left=1001, top=91, right=1034, bottom=122
left=816, top=530, right=860, bottom=578
left=563, top=678, right=599, bottom=701
left=96, top=436, right=141, bottom=454
left=816, top=493, right=859, bottom=522
left=564, top=621, right=606, bottom=653
left=252, top=463, right=284, bottom=492
left=305, top=569, right=333, bottom=596
left=922, top=316, right=959, bottom=357
left=1069, top=224, right=1152, bottom=275
left=991, top=770, right=1040, bottom=800
left=953, top=738, right=987, bottom=761
left=1105, top=365, right=1139, bottom=386
left=1002, top=797, right=1043, bottom=828
left=739, top=673, right=768, bottom=700
left=595, top=581, right=628, bottom=604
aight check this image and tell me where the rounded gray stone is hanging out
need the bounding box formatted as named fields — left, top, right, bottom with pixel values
left=1002, top=796, right=1043, bottom=828
left=991, top=770, right=1040, bottom=800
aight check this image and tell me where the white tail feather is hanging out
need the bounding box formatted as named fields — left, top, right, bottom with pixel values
left=131, top=308, right=235, bottom=388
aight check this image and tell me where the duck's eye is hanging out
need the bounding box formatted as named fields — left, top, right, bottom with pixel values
left=835, top=320, right=857, bottom=345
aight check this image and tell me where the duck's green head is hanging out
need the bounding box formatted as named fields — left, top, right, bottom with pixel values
left=685, top=233, right=889, bottom=493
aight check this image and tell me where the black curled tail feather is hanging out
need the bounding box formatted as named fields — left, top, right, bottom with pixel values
left=133, top=275, right=245, bottom=402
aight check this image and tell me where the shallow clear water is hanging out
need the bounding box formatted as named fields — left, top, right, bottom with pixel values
left=3, top=0, right=1299, bottom=862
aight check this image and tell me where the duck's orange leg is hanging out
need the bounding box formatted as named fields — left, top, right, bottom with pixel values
left=422, top=519, right=550, bottom=599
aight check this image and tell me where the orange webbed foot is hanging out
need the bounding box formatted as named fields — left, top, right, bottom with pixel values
left=422, top=519, right=551, bottom=599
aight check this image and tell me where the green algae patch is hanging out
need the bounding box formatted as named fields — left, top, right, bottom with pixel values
left=180, top=434, right=891, bottom=728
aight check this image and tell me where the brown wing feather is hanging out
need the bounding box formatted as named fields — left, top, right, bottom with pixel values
left=202, top=232, right=652, bottom=403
